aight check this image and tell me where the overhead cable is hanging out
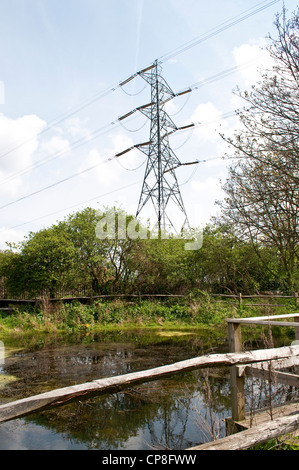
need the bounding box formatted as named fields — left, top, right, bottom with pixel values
left=0, top=111, right=236, bottom=212
left=0, top=0, right=278, bottom=164
left=158, top=0, right=281, bottom=63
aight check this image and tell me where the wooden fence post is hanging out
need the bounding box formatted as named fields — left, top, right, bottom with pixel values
left=228, top=321, right=245, bottom=428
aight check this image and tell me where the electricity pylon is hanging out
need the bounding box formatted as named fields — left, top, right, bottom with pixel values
left=119, top=60, right=197, bottom=234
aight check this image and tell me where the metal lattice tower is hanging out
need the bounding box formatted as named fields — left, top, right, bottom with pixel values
left=135, top=61, right=190, bottom=234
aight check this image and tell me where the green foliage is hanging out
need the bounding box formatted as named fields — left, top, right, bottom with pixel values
left=218, top=8, right=299, bottom=294
left=249, top=435, right=299, bottom=451
left=0, top=226, right=76, bottom=298
left=58, top=302, right=95, bottom=329
left=191, top=225, right=284, bottom=294
left=0, top=204, right=297, bottom=302
left=129, top=237, right=193, bottom=294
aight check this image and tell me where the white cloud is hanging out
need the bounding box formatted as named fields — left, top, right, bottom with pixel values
left=79, top=148, right=120, bottom=187
left=39, top=135, right=71, bottom=160
left=0, top=114, right=46, bottom=195
left=233, top=38, right=274, bottom=87
left=0, top=81, right=4, bottom=105
left=110, top=132, right=135, bottom=155
left=79, top=132, right=140, bottom=186
left=0, top=227, right=25, bottom=250
left=190, top=176, right=224, bottom=224
left=63, top=117, right=92, bottom=140
left=190, top=101, right=234, bottom=147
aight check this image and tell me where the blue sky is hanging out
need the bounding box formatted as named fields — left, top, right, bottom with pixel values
left=0, top=0, right=298, bottom=247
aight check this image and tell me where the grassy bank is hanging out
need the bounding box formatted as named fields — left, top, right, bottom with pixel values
left=0, top=295, right=228, bottom=334
left=0, top=293, right=297, bottom=338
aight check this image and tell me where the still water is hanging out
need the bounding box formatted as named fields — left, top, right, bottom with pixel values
left=0, top=328, right=232, bottom=450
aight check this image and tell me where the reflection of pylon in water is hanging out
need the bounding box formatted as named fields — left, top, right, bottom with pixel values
left=135, top=60, right=191, bottom=234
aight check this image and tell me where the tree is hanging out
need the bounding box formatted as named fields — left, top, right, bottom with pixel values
left=128, top=237, right=193, bottom=294
left=224, top=7, right=299, bottom=186
left=0, top=207, right=147, bottom=298
left=59, top=207, right=112, bottom=294
left=189, top=225, right=280, bottom=294
left=61, top=206, right=143, bottom=294
left=0, top=227, right=76, bottom=298
left=219, top=7, right=299, bottom=293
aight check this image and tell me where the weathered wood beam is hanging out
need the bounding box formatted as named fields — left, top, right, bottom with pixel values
left=187, top=412, right=299, bottom=450
left=237, top=355, right=299, bottom=376
left=0, top=346, right=299, bottom=424
left=229, top=320, right=299, bottom=327
left=227, top=313, right=299, bottom=323
left=228, top=321, right=245, bottom=422
left=245, top=366, right=299, bottom=387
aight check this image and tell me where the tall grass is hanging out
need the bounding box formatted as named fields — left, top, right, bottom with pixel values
left=0, top=292, right=298, bottom=334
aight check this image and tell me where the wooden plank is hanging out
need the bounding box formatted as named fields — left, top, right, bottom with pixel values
left=237, top=355, right=299, bottom=376
left=212, top=294, right=294, bottom=299
left=227, top=313, right=299, bottom=322
left=245, top=366, right=299, bottom=387
left=241, top=295, right=294, bottom=299
left=233, top=401, right=299, bottom=431
left=227, top=319, right=299, bottom=328
left=228, top=322, right=245, bottom=422
left=0, top=345, right=299, bottom=424
left=0, top=299, right=37, bottom=303
left=242, top=304, right=290, bottom=307
left=239, top=353, right=299, bottom=387
left=187, top=412, right=299, bottom=450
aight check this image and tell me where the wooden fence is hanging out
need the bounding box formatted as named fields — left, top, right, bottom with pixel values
left=187, top=312, right=299, bottom=450
left=211, top=292, right=299, bottom=308
left=227, top=313, right=299, bottom=425
left=0, top=291, right=298, bottom=306
left=0, top=344, right=298, bottom=425
left=0, top=313, right=299, bottom=450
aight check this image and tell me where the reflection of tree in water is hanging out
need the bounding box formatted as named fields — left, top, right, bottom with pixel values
left=145, top=387, right=195, bottom=450
left=0, top=329, right=232, bottom=449
left=1, top=329, right=226, bottom=403
left=245, top=375, right=299, bottom=426
left=26, top=368, right=232, bottom=450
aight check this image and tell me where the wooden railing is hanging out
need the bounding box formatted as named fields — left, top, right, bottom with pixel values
left=0, top=291, right=298, bottom=305
left=0, top=343, right=298, bottom=425
left=212, top=292, right=299, bottom=308
left=227, top=313, right=299, bottom=424
left=0, top=311, right=299, bottom=450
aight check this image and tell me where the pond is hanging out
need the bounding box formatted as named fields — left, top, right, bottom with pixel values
left=0, top=327, right=233, bottom=450
left=0, top=327, right=294, bottom=451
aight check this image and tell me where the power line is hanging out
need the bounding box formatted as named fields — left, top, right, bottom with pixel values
left=0, top=120, right=122, bottom=187
left=0, top=0, right=279, bottom=164
left=0, top=110, right=237, bottom=213
left=179, top=55, right=267, bottom=93
left=1, top=153, right=234, bottom=235
left=0, top=54, right=260, bottom=188
left=0, top=180, right=144, bottom=234
left=0, top=111, right=239, bottom=232
left=0, top=152, right=119, bottom=211
left=0, top=0, right=281, bottom=235
left=0, top=84, right=121, bottom=162
left=158, top=0, right=281, bottom=63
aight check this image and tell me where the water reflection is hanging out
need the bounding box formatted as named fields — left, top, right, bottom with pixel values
left=0, top=329, right=231, bottom=450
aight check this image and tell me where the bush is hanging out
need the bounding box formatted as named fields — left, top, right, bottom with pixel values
left=59, top=302, right=95, bottom=329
